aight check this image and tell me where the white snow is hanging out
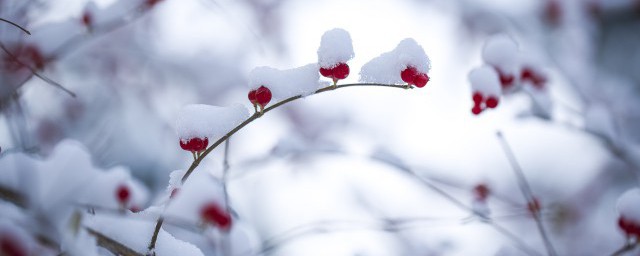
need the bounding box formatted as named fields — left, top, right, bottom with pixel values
left=359, top=38, right=431, bottom=84
left=83, top=0, right=146, bottom=26
left=164, top=168, right=226, bottom=224
left=481, top=34, right=520, bottom=74
left=468, top=66, right=501, bottom=96
left=617, top=188, right=640, bottom=223
left=248, top=63, right=321, bottom=100
left=86, top=213, right=204, bottom=256
left=317, top=28, right=355, bottom=68
left=78, top=166, right=149, bottom=210
left=175, top=104, right=249, bottom=141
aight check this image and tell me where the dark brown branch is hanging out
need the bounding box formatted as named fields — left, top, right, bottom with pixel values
left=0, top=186, right=27, bottom=208
left=0, top=18, right=31, bottom=34
left=610, top=241, right=638, bottom=256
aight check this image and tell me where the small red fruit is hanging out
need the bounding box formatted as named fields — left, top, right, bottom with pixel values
left=473, top=184, right=490, bottom=201
left=618, top=217, right=640, bottom=238
left=332, top=63, right=350, bottom=80
left=319, top=67, right=333, bottom=77
left=255, top=86, right=272, bottom=108
left=485, top=96, right=499, bottom=109
left=248, top=90, right=257, bottom=104
left=471, top=104, right=483, bottom=115
left=0, top=234, right=27, bottom=256
left=116, top=185, right=131, bottom=205
left=179, top=137, right=209, bottom=152
left=413, top=73, right=429, bottom=88
left=521, top=68, right=547, bottom=89
left=472, top=92, right=483, bottom=104
left=82, top=12, right=92, bottom=27
left=200, top=203, right=232, bottom=231
left=401, top=66, right=418, bottom=84
left=527, top=197, right=541, bottom=215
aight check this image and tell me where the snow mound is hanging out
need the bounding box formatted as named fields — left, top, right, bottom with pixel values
left=175, top=104, right=249, bottom=140
left=317, top=28, right=355, bottom=68
left=468, top=66, right=501, bottom=97
left=482, top=34, right=520, bottom=73
left=249, top=64, right=321, bottom=100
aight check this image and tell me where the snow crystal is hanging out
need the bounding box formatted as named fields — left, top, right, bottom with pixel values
left=482, top=34, right=520, bottom=73
left=164, top=169, right=225, bottom=224
left=86, top=213, right=204, bottom=256
left=317, top=28, right=355, bottom=68
left=249, top=63, right=321, bottom=100
left=175, top=104, right=249, bottom=140
left=468, top=66, right=501, bottom=96
left=359, top=38, right=431, bottom=84
left=617, top=188, right=640, bottom=223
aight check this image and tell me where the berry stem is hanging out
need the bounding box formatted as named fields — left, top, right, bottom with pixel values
left=610, top=240, right=639, bottom=256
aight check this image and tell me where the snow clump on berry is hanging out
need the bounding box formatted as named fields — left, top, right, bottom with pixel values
left=317, top=28, right=355, bottom=69
left=175, top=104, right=249, bottom=142
left=468, top=66, right=501, bottom=97
left=359, top=38, right=431, bottom=84
left=249, top=64, right=321, bottom=100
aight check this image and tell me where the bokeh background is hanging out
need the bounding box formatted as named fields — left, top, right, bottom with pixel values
left=2, top=0, right=640, bottom=255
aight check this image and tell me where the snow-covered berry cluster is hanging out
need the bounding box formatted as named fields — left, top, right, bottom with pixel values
left=469, top=35, right=550, bottom=116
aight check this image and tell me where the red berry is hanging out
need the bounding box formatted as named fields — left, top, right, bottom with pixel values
left=471, top=105, right=483, bottom=115
left=129, top=206, right=141, bottom=213
left=179, top=137, right=209, bottom=152
left=485, top=96, right=499, bottom=108
left=319, top=66, right=334, bottom=78
left=248, top=90, right=257, bottom=104
left=332, top=63, right=350, bottom=80
left=116, top=185, right=131, bottom=205
left=472, top=92, right=483, bottom=104
left=255, top=86, right=272, bottom=107
left=145, top=0, right=162, bottom=7
left=521, top=68, right=546, bottom=89
left=473, top=184, right=490, bottom=201
left=82, top=12, right=92, bottom=27
left=0, top=234, right=27, bottom=256
left=413, top=73, right=429, bottom=88
left=619, top=217, right=640, bottom=238
left=544, top=0, right=562, bottom=25
left=200, top=203, right=232, bottom=231
left=401, top=66, right=418, bottom=84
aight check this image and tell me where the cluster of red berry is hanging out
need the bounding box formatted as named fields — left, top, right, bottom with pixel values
left=319, top=62, right=350, bottom=86
left=471, top=92, right=499, bottom=115
left=618, top=217, right=640, bottom=239
left=179, top=137, right=209, bottom=153
left=400, top=66, right=430, bottom=88
left=247, top=85, right=273, bottom=113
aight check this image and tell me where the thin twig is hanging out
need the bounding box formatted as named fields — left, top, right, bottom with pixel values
left=496, top=131, right=557, bottom=256
left=87, top=228, right=143, bottom=256
left=0, top=18, right=31, bottom=34
left=610, top=240, right=638, bottom=256
left=180, top=83, right=410, bottom=183
left=222, top=138, right=231, bottom=211
left=147, top=217, right=164, bottom=254
left=0, top=43, right=76, bottom=97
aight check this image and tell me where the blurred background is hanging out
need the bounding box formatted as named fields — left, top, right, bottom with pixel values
left=1, top=0, right=640, bottom=255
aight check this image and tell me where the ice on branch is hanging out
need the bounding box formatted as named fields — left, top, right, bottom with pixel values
left=482, top=34, right=520, bottom=75
left=359, top=38, right=431, bottom=84
left=469, top=66, right=501, bottom=97
left=249, top=64, right=321, bottom=100
left=86, top=214, right=204, bottom=256
left=175, top=104, right=249, bottom=141
left=317, top=28, right=355, bottom=68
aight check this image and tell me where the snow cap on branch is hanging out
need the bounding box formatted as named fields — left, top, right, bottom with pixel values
left=359, top=38, right=431, bottom=84
left=617, top=188, right=640, bottom=223
left=317, top=28, right=355, bottom=68
left=482, top=34, right=520, bottom=73
left=175, top=104, right=249, bottom=141
left=249, top=64, right=321, bottom=100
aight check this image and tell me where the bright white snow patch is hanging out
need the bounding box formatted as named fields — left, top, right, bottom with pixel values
left=317, top=28, right=355, bottom=68
left=175, top=104, right=249, bottom=140
left=468, top=66, right=501, bottom=96
left=617, top=188, right=640, bottom=223
left=249, top=64, right=321, bottom=100
left=482, top=34, right=520, bottom=73
left=359, top=38, right=431, bottom=84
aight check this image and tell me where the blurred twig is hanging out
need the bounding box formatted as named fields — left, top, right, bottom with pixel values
left=0, top=18, right=31, bottom=34
left=610, top=240, right=638, bottom=256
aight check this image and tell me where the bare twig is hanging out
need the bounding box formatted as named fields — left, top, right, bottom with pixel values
left=87, top=228, right=143, bottom=256
left=496, top=131, right=557, bottom=256
left=610, top=240, right=638, bottom=256
left=0, top=18, right=31, bottom=34
left=0, top=43, right=76, bottom=97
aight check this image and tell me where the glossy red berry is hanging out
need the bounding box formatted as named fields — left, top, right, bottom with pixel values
left=471, top=105, right=483, bottom=115
left=485, top=96, right=499, bottom=108
left=255, top=86, right=272, bottom=107
left=200, top=203, right=232, bottom=231
left=116, top=185, right=131, bottom=205
left=401, top=66, right=418, bottom=84
left=319, top=67, right=333, bottom=77
left=332, top=63, right=350, bottom=80
left=179, top=137, right=209, bottom=152
left=248, top=90, right=257, bottom=104
left=473, top=184, right=490, bottom=201
left=527, top=197, right=541, bottom=215
left=472, top=92, right=483, bottom=104
left=413, top=73, right=429, bottom=88
left=521, top=68, right=546, bottom=89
